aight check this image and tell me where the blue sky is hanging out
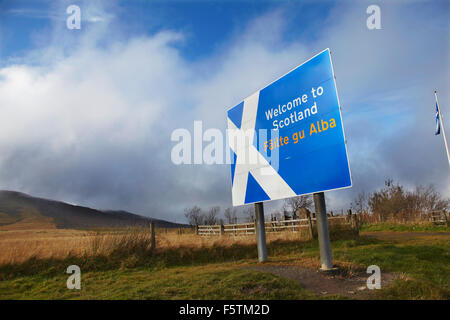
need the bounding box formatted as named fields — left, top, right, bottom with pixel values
left=0, top=0, right=449, bottom=222
left=1, top=1, right=333, bottom=62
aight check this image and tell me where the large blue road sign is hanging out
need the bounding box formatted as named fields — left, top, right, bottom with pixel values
left=227, top=48, right=352, bottom=206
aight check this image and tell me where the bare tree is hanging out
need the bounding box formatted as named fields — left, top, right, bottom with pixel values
left=413, top=185, right=449, bottom=213
left=350, top=191, right=368, bottom=214
left=224, top=207, right=237, bottom=224
left=283, top=195, right=313, bottom=216
left=204, top=206, right=220, bottom=225
left=368, top=180, right=408, bottom=222
left=271, top=210, right=282, bottom=221
left=243, top=206, right=255, bottom=222
left=367, top=180, right=450, bottom=222
left=184, top=206, right=204, bottom=226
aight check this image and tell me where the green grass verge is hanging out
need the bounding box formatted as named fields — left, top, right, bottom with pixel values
left=330, top=237, right=450, bottom=299
left=0, top=264, right=321, bottom=300
left=360, top=222, right=450, bottom=232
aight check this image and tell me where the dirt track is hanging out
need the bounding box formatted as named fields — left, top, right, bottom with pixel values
left=248, top=264, right=397, bottom=298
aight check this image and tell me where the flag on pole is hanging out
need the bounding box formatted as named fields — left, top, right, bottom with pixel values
left=435, top=102, right=440, bottom=135
left=434, top=91, right=450, bottom=166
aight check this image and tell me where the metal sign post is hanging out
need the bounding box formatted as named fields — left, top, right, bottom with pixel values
left=313, top=192, right=334, bottom=271
left=254, top=202, right=268, bottom=262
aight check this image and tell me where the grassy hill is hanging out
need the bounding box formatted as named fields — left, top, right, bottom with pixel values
left=0, top=190, right=186, bottom=229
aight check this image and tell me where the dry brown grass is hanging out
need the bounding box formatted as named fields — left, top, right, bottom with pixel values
left=155, top=230, right=307, bottom=252
left=0, top=226, right=312, bottom=265
left=0, top=228, right=96, bottom=264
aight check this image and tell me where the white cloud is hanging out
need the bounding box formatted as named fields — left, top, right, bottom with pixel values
left=0, top=2, right=448, bottom=221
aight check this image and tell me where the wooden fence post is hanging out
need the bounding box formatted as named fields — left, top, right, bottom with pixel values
left=195, top=225, right=199, bottom=235
left=347, top=209, right=352, bottom=225
left=150, top=222, right=156, bottom=253
left=444, top=211, right=449, bottom=227
left=220, top=224, right=224, bottom=236
left=307, top=211, right=314, bottom=240
left=352, top=214, right=359, bottom=236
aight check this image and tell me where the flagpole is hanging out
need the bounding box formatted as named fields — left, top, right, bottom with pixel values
left=434, top=90, right=450, bottom=166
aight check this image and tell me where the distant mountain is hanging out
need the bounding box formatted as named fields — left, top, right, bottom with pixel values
left=0, top=190, right=187, bottom=229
